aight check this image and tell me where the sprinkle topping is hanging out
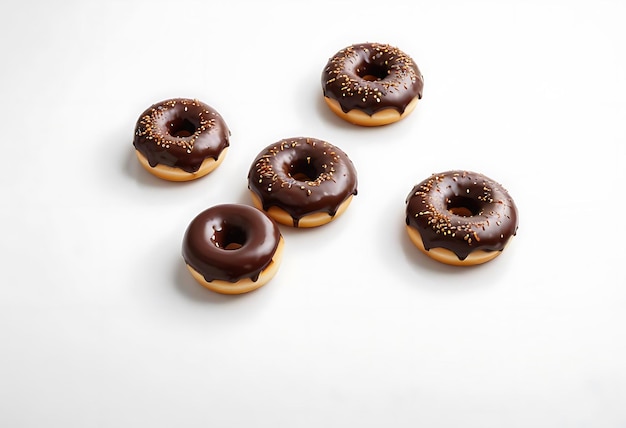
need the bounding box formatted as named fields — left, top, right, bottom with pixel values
left=136, top=99, right=217, bottom=153
left=254, top=138, right=340, bottom=195
left=405, top=170, right=518, bottom=260
left=248, top=137, right=358, bottom=226
left=322, top=42, right=424, bottom=115
left=132, top=98, right=230, bottom=173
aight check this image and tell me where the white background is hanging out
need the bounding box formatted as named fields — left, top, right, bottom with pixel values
left=1, top=0, right=625, bottom=426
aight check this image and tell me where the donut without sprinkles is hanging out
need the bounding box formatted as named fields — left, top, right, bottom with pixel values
left=182, top=204, right=284, bottom=294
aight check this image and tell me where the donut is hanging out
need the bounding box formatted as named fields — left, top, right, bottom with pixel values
left=405, top=171, right=519, bottom=266
left=247, top=137, right=358, bottom=228
left=321, top=42, right=424, bottom=127
left=133, top=98, right=230, bottom=181
left=182, top=204, right=284, bottom=294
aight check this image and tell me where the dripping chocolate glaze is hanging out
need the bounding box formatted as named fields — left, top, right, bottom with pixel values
left=405, top=171, right=519, bottom=261
left=133, top=98, right=230, bottom=173
left=182, top=204, right=281, bottom=283
left=321, top=42, right=424, bottom=116
left=248, top=137, right=358, bottom=227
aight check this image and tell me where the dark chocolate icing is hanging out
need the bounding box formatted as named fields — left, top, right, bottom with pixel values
left=182, top=204, right=281, bottom=283
left=133, top=98, right=230, bottom=173
left=248, top=137, right=358, bottom=227
left=321, top=42, right=424, bottom=115
left=405, top=171, right=518, bottom=261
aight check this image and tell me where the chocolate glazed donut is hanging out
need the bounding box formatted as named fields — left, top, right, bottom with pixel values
left=182, top=204, right=284, bottom=294
left=133, top=98, right=230, bottom=181
left=405, top=171, right=519, bottom=266
left=322, top=42, right=424, bottom=126
left=248, top=137, right=358, bottom=228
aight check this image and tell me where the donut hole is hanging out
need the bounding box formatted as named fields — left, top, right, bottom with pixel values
left=166, top=116, right=198, bottom=138
left=447, top=196, right=482, bottom=217
left=357, top=63, right=389, bottom=81
left=211, top=224, right=247, bottom=250
left=287, top=157, right=322, bottom=182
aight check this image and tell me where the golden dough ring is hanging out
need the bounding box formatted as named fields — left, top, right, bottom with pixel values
left=405, top=226, right=509, bottom=266
left=135, top=148, right=228, bottom=182
left=250, top=192, right=354, bottom=228
left=186, top=237, right=284, bottom=295
left=323, top=96, right=419, bottom=127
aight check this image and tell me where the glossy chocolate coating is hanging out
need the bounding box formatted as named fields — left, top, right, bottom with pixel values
left=321, top=42, right=424, bottom=115
left=133, top=98, right=230, bottom=173
left=248, top=137, right=358, bottom=227
left=406, top=171, right=518, bottom=261
left=182, top=204, right=281, bottom=283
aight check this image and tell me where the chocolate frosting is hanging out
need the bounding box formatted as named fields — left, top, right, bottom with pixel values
left=322, top=42, right=424, bottom=115
left=182, top=204, right=281, bottom=283
left=248, top=137, right=358, bottom=227
left=133, top=98, right=230, bottom=173
left=406, top=171, right=518, bottom=261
